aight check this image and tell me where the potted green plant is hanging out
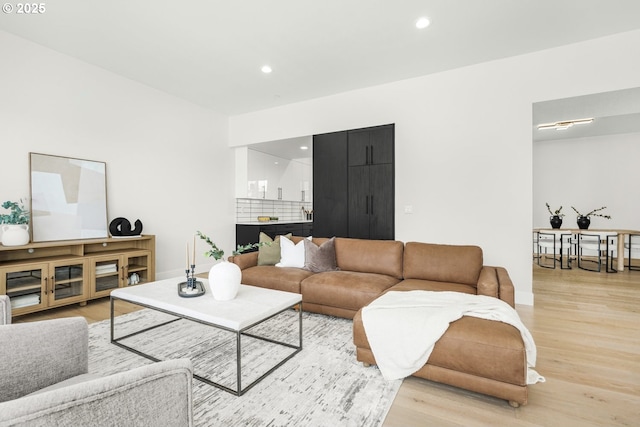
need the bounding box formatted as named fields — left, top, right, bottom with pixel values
left=196, top=231, right=268, bottom=300
left=545, top=203, right=564, bottom=229
left=0, top=200, right=30, bottom=246
left=571, top=206, right=611, bottom=230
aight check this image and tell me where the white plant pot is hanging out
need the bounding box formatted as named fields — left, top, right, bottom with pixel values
left=208, top=260, right=241, bottom=301
left=1, top=224, right=30, bottom=246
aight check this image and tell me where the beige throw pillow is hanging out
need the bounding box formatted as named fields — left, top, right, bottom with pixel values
left=303, top=237, right=339, bottom=273
left=257, top=232, right=291, bottom=266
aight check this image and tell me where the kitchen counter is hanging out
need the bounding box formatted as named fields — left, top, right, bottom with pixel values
left=237, top=220, right=313, bottom=225
left=236, top=221, right=313, bottom=246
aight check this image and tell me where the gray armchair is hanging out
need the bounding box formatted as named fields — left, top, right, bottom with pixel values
left=0, top=295, right=10, bottom=325
left=0, top=296, right=194, bottom=427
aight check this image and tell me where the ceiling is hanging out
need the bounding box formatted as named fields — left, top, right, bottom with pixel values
left=533, top=87, right=640, bottom=142
left=249, top=136, right=312, bottom=161
left=2, top=1, right=640, bottom=116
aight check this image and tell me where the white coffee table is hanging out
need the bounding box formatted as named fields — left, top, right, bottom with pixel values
left=110, top=277, right=302, bottom=396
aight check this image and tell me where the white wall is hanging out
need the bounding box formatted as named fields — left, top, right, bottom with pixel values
left=229, top=30, right=640, bottom=305
left=534, top=132, right=640, bottom=230
left=0, top=30, right=235, bottom=278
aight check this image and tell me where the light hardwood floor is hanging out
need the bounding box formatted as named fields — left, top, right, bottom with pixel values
left=13, top=266, right=640, bottom=426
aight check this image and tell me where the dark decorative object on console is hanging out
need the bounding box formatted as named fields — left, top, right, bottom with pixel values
left=109, top=217, right=143, bottom=237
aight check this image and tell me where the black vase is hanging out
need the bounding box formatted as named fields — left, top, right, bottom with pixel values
left=577, top=216, right=590, bottom=230
left=550, top=215, right=563, bottom=229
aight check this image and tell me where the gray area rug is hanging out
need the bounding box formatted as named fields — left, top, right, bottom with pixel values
left=88, top=308, right=401, bottom=427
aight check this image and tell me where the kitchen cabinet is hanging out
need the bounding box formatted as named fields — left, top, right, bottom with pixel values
left=247, top=150, right=312, bottom=201
left=348, top=125, right=394, bottom=166
left=313, top=124, right=394, bottom=240
left=312, top=131, right=349, bottom=238
left=348, top=163, right=394, bottom=239
left=236, top=222, right=313, bottom=248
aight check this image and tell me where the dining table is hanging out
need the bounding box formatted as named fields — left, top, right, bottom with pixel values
left=534, top=228, right=640, bottom=272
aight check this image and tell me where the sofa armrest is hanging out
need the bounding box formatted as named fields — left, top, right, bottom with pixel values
left=229, top=251, right=259, bottom=270
left=0, top=295, right=10, bottom=325
left=477, top=266, right=515, bottom=308
left=0, top=359, right=194, bottom=427
left=0, top=317, right=88, bottom=402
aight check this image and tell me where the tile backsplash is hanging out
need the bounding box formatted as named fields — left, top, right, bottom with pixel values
left=236, top=198, right=313, bottom=223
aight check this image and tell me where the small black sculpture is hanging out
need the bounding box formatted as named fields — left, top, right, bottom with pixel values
left=109, top=217, right=143, bottom=237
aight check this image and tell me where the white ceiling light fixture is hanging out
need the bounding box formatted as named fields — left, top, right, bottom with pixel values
left=415, top=17, right=430, bottom=29
left=537, top=117, right=594, bottom=131
left=300, top=146, right=308, bottom=150
left=261, top=65, right=272, bottom=74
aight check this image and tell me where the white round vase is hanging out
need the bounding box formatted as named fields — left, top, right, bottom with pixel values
left=1, top=224, right=30, bottom=246
left=208, top=260, right=241, bottom=301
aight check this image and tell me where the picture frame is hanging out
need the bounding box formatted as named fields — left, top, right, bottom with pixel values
left=29, top=152, right=108, bottom=242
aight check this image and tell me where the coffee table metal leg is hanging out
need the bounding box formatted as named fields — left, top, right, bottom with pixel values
left=237, top=331, right=242, bottom=395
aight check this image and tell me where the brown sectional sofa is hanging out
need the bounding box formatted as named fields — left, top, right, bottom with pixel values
left=229, top=236, right=529, bottom=406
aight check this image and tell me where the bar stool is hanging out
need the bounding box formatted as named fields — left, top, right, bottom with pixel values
left=626, top=234, right=640, bottom=271
left=577, top=232, right=617, bottom=272
left=537, top=230, right=574, bottom=269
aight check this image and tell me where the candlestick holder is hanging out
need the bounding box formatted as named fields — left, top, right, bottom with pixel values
left=178, top=264, right=205, bottom=297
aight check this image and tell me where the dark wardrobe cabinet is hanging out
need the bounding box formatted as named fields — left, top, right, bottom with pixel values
left=313, top=124, right=394, bottom=240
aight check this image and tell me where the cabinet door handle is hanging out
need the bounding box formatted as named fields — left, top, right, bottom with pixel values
left=44, top=276, right=48, bottom=294
left=50, top=275, right=55, bottom=293
left=370, top=145, right=374, bottom=164
left=365, top=146, right=369, bottom=165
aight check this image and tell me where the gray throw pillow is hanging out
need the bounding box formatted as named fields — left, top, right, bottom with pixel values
left=303, top=237, right=339, bottom=273
left=257, top=232, right=291, bottom=266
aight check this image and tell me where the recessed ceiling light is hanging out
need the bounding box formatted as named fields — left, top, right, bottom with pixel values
left=261, top=65, right=272, bottom=74
left=300, top=146, right=308, bottom=150
left=416, top=17, right=430, bottom=29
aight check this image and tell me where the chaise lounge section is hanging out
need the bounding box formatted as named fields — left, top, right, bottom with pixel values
left=352, top=242, right=528, bottom=407
left=230, top=237, right=530, bottom=406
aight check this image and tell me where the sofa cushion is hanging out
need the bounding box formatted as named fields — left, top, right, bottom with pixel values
left=352, top=311, right=526, bottom=386
left=303, top=237, right=338, bottom=273
left=334, top=238, right=404, bottom=279
left=257, top=232, right=291, bottom=266
left=428, top=317, right=526, bottom=385
left=301, top=271, right=400, bottom=312
left=240, top=266, right=314, bottom=294
left=389, top=278, right=476, bottom=295
left=276, top=236, right=312, bottom=268
left=403, top=242, right=482, bottom=286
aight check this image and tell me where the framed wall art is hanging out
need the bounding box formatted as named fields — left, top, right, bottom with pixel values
left=30, top=153, right=108, bottom=242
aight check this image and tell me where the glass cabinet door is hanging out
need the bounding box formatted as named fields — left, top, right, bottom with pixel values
left=1, top=263, right=47, bottom=314
left=90, top=255, right=122, bottom=298
left=48, top=260, right=88, bottom=307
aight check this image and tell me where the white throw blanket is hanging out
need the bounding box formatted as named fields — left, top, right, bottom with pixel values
left=361, top=291, right=545, bottom=385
